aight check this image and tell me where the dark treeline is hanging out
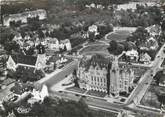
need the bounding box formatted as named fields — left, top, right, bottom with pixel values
left=1, top=0, right=48, bottom=15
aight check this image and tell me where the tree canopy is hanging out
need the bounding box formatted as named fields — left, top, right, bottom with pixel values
left=107, top=40, right=125, bottom=55
left=11, top=66, right=45, bottom=83
left=14, top=97, right=93, bottom=117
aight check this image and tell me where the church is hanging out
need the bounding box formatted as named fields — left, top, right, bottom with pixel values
left=7, top=43, right=46, bottom=71
left=77, top=54, right=135, bottom=97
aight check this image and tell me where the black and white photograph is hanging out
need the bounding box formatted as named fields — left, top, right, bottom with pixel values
left=0, top=0, right=165, bottom=116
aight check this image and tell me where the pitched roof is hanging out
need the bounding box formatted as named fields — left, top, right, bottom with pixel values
left=11, top=54, right=37, bottom=66
left=79, top=54, right=111, bottom=71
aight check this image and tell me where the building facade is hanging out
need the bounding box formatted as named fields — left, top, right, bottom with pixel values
left=59, top=39, right=72, bottom=51
left=139, top=52, right=151, bottom=64
left=3, top=9, right=47, bottom=26
left=77, top=54, right=109, bottom=92
left=77, top=54, right=135, bottom=96
left=110, top=56, right=134, bottom=97
left=47, top=37, right=59, bottom=51
left=125, top=49, right=139, bottom=62
left=7, top=54, right=46, bottom=71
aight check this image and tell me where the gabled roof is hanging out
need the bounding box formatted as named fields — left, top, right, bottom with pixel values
left=11, top=54, right=37, bottom=66
left=79, top=54, right=111, bottom=71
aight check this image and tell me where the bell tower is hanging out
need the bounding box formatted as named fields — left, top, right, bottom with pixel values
left=109, top=55, right=120, bottom=97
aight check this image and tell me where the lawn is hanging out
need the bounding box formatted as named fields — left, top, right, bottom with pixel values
left=66, top=87, right=86, bottom=94
left=89, top=109, right=118, bottom=117
left=79, top=45, right=109, bottom=55
left=106, top=30, right=131, bottom=42
left=84, top=41, right=108, bottom=46
left=86, top=90, right=107, bottom=98
left=140, top=85, right=165, bottom=109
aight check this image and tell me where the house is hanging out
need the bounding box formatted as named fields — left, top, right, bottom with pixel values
left=6, top=54, right=46, bottom=71
left=116, top=2, right=156, bottom=11
left=88, top=24, right=99, bottom=36
left=3, top=9, right=47, bottom=26
left=125, top=49, right=139, bottom=62
left=5, top=84, right=48, bottom=114
left=77, top=54, right=135, bottom=97
left=28, top=84, right=49, bottom=105
left=139, top=52, right=151, bottom=64
left=146, top=24, right=162, bottom=36
left=47, top=37, right=59, bottom=51
left=13, top=33, right=23, bottom=42
left=139, top=37, right=159, bottom=51
left=59, top=39, right=72, bottom=51
left=24, top=35, right=31, bottom=41
left=48, top=53, right=67, bottom=68
left=146, top=37, right=159, bottom=50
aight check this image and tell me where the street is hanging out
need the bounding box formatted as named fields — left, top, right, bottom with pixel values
left=36, top=60, right=78, bottom=88
left=35, top=42, right=165, bottom=116
left=49, top=43, right=165, bottom=116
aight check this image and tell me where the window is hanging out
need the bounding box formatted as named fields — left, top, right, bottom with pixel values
left=125, top=81, right=127, bottom=85
left=104, top=78, right=106, bottom=83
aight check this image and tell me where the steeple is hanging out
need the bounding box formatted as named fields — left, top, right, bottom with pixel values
left=109, top=55, right=120, bottom=97
left=111, top=55, right=119, bottom=71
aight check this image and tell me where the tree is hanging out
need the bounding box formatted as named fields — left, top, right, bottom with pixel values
left=161, top=19, right=165, bottom=31
left=153, top=71, right=163, bottom=85
left=108, top=40, right=118, bottom=52
left=97, top=23, right=113, bottom=39
left=12, top=66, right=45, bottom=82
left=4, top=41, right=20, bottom=54
left=107, top=40, right=125, bottom=55
left=38, top=30, right=45, bottom=39
left=24, top=46, right=35, bottom=56
left=156, top=90, right=165, bottom=107
left=88, top=32, right=96, bottom=42
left=127, top=26, right=149, bottom=47
left=72, top=69, right=79, bottom=88
left=27, top=97, right=93, bottom=117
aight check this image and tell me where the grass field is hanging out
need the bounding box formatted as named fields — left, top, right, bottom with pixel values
left=66, top=87, right=86, bottom=94
left=79, top=45, right=109, bottom=55
left=89, top=109, right=118, bottom=117
left=86, top=90, right=107, bottom=97
left=140, top=85, right=164, bottom=109
left=106, top=30, right=131, bottom=42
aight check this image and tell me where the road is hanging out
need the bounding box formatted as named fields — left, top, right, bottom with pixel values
left=127, top=43, right=165, bottom=105
left=36, top=60, right=78, bottom=88
left=49, top=90, right=162, bottom=116
left=39, top=42, right=165, bottom=116
left=49, top=44, right=165, bottom=116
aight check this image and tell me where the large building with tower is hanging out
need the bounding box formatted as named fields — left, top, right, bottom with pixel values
left=77, top=54, right=135, bottom=97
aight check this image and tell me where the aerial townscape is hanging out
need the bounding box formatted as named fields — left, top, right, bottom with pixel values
left=0, top=0, right=165, bottom=117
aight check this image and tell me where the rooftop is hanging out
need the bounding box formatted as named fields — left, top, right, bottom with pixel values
left=79, top=54, right=111, bottom=71
left=11, top=54, right=37, bottom=66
